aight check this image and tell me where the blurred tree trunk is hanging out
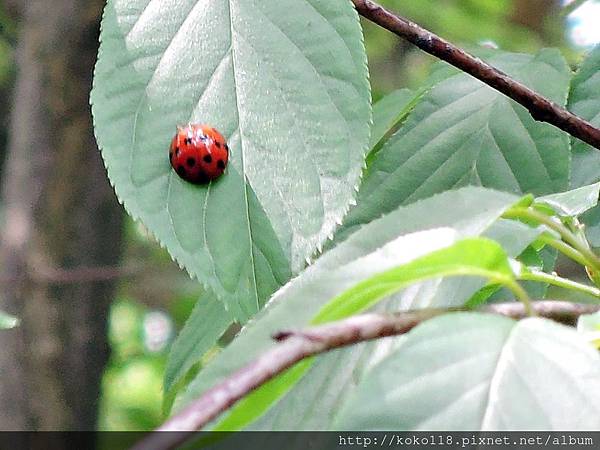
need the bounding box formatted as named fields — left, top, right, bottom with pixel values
left=0, top=0, right=123, bottom=433
left=0, top=3, right=16, bottom=174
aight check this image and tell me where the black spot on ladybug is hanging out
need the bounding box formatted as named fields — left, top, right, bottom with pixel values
left=203, top=154, right=212, bottom=163
left=197, top=171, right=210, bottom=184
left=217, top=160, right=225, bottom=169
left=175, top=147, right=180, bottom=156
left=169, top=151, right=173, bottom=159
left=177, top=166, right=186, bottom=177
left=186, top=157, right=196, bottom=167
left=215, top=141, right=221, bottom=148
left=184, top=137, right=192, bottom=145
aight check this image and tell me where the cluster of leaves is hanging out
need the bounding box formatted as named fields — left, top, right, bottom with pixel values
left=91, top=0, right=600, bottom=433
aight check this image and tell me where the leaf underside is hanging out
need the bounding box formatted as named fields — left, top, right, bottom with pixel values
left=336, top=314, right=600, bottom=430
left=175, top=188, right=538, bottom=430
left=336, top=49, right=571, bottom=242
left=568, top=45, right=600, bottom=246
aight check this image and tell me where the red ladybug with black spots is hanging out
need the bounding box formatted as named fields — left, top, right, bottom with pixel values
left=169, top=124, right=229, bottom=184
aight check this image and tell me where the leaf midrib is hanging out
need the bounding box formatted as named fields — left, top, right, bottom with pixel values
left=227, top=0, right=260, bottom=313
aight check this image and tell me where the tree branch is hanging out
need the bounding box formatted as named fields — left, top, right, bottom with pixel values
left=352, top=0, right=600, bottom=151
left=134, top=301, right=600, bottom=450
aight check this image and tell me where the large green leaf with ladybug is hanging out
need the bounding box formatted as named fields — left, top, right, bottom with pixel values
left=91, top=0, right=371, bottom=321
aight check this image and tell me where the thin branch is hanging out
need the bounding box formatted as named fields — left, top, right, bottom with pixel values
left=134, top=301, right=600, bottom=450
left=504, top=207, right=600, bottom=275
left=538, top=233, right=591, bottom=269
left=352, top=0, right=600, bottom=151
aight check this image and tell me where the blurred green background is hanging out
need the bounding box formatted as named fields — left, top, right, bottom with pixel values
left=1, top=0, right=598, bottom=432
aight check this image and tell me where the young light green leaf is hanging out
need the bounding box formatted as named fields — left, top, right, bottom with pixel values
left=537, top=182, right=600, bottom=217
left=336, top=314, right=600, bottom=430
left=0, top=311, right=19, bottom=330
left=91, top=0, right=371, bottom=321
left=313, top=238, right=514, bottom=324
left=174, top=188, right=528, bottom=429
left=248, top=199, right=542, bottom=432
left=340, top=49, right=571, bottom=235
left=469, top=220, right=553, bottom=305
left=209, top=226, right=463, bottom=432
left=164, top=290, right=232, bottom=395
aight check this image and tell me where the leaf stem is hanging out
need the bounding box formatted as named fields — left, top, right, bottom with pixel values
left=538, top=234, right=590, bottom=268
left=504, top=207, right=600, bottom=275
left=519, top=269, right=600, bottom=300
left=503, top=278, right=535, bottom=316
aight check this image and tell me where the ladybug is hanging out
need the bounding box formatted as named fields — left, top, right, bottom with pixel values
left=169, top=124, right=229, bottom=184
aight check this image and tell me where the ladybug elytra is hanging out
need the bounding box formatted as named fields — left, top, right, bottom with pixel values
left=169, top=124, right=229, bottom=184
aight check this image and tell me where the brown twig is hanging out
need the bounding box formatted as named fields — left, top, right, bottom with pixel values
left=352, top=0, right=600, bottom=151
left=133, top=301, right=599, bottom=450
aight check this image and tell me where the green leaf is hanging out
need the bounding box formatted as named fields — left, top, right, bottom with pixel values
left=0, top=311, right=18, bottom=330
left=423, top=60, right=461, bottom=88
left=568, top=46, right=600, bottom=245
left=174, top=188, right=528, bottom=429
left=336, top=314, right=600, bottom=430
left=313, top=238, right=514, bottom=324
left=518, top=245, right=557, bottom=298
left=469, top=219, right=551, bottom=304
left=91, top=0, right=371, bottom=321
left=537, top=182, right=600, bottom=217
left=207, top=227, right=464, bottom=432
left=164, top=290, right=232, bottom=395
left=368, top=88, right=419, bottom=152
left=582, top=206, right=600, bottom=247
left=214, top=235, right=520, bottom=432
left=247, top=201, right=540, bottom=432
left=340, top=49, right=571, bottom=235
left=569, top=45, right=600, bottom=189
